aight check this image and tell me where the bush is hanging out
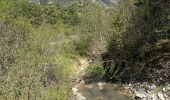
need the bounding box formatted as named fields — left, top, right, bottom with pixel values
left=102, top=0, right=170, bottom=82
left=74, top=34, right=93, bottom=56
left=85, top=63, right=105, bottom=78
left=0, top=0, right=117, bottom=99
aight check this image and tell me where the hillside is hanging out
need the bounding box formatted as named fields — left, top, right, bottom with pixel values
left=0, top=0, right=115, bottom=99
left=0, top=0, right=169, bottom=100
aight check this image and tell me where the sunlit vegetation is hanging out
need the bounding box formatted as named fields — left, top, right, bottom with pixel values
left=0, top=0, right=118, bottom=99
left=1, top=0, right=169, bottom=99
left=103, top=0, right=170, bottom=84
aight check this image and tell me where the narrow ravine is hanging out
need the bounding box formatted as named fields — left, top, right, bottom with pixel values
left=70, top=59, right=134, bottom=100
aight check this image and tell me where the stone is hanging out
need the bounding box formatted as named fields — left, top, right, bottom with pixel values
left=163, top=93, right=168, bottom=98
left=128, top=84, right=132, bottom=87
left=97, top=82, right=106, bottom=87
left=135, top=93, right=146, bottom=99
left=166, top=84, right=170, bottom=90
left=150, top=84, right=156, bottom=90
left=150, top=94, right=157, bottom=100
left=72, top=87, right=78, bottom=95
left=157, top=92, right=165, bottom=100
left=162, top=88, right=166, bottom=92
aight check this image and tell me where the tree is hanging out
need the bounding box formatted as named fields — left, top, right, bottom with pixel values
left=102, top=0, right=170, bottom=83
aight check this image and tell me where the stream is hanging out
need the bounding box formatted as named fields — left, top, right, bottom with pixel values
left=70, top=59, right=134, bottom=100
left=71, top=81, right=134, bottom=100
left=70, top=58, right=170, bottom=100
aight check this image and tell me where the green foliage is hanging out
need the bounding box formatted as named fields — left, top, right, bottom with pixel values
left=85, top=63, right=105, bottom=78
left=0, top=0, right=117, bottom=99
left=74, top=34, right=93, bottom=56
left=42, top=83, right=70, bottom=100
left=103, top=0, right=170, bottom=82
left=56, top=54, right=77, bottom=79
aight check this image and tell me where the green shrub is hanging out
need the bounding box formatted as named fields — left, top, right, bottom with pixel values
left=0, top=0, right=117, bottom=99
left=74, top=34, right=93, bottom=56
left=85, top=63, right=105, bottom=78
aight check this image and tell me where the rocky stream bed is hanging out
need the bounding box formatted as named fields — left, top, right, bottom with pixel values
left=70, top=59, right=170, bottom=100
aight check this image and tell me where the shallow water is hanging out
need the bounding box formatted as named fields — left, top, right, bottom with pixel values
left=71, top=80, right=134, bottom=100
left=71, top=60, right=134, bottom=100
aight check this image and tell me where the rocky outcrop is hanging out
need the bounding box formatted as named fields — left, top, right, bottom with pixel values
left=124, top=83, right=170, bottom=100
